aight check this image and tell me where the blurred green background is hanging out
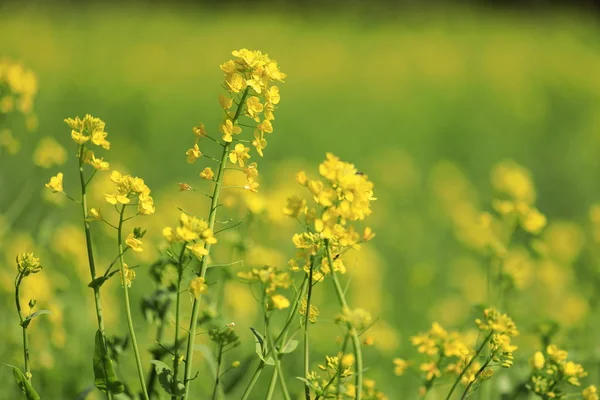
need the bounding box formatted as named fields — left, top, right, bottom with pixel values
left=2, top=2, right=600, bottom=399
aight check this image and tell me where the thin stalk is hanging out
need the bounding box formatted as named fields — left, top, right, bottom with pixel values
left=15, top=275, right=30, bottom=381
left=265, top=368, right=279, bottom=400
left=264, top=311, right=292, bottom=400
left=240, top=277, right=308, bottom=399
left=240, top=362, right=265, bottom=400
left=460, top=357, right=493, bottom=400
left=77, top=146, right=113, bottom=400
left=444, top=332, right=493, bottom=400
left=335, top=333, right=350, bottom=399
left=210, top=343, right=224, bottom=400
left=147, top=321, right=167, bottom=398
left=303, top=257, right=316, bottom=400
left=182, top=87, right=250, bottom=400
left=171, top=246, right=186, bottom=400
left=117, top=205, right=150, bottom=400
left=325, top=241, right=363, bottom=400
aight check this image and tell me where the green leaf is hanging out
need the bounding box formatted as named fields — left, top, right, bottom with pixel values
left=93, top=330, right=125, bottom=394
left=249, top=327, right=265, bottom=359
left=88, top=276, right=108, bottom=289
left=280, top=339, right=299, bottom=354
left=4, top=364, right=40, bottom=400
left=20, top=310, right=52, bottom=328
left=150, top=360, right=185, bottom=397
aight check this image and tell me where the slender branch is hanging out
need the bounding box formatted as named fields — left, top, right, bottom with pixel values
left=77, top=145, right=112, bottom=400
left=325, top=241, right=363, bottom=400
left=460, top=356, right=493, bottom=400
left=303, top=256, right=316, bottom=400
left=182, top=87, right=251, bottom=400
left=210, top=343, right=224, bottom=400
left=147, top=321, right=167, bottom=398
left=172, top=245, right=186, bottom=400
left=240, top=362, right=265, bottom=400
left=444, top=332, right=493, bottom=400
left=335, top=333, right=350, bottom=399
left=264, top=310, right=292, bottom=400
left=117, top=204, right=150, bottom=400
left=265, top=368, right=279, bottom=400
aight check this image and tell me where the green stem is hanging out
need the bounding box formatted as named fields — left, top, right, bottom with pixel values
left=265, top=368, right=278, bottom=400
left=210, top=343, right=224, bottom=400
left=303, top=257, right=316, bottom=400
left=264, top=311, right=292, bottom=400
left=460, top=356, right=493, bottom=400
left=172, top=246, right=186, bottom=400
left=117, top=205, right=150, bottom=400
left=335, top=333, right=350, bottom=399
left=78, top=146, right=113, bottom=400
left=15, top=275, right=31, bottom=382
left=240, top=277, right=308, bottom=399
left=444, top=332, right=493, bottom=400
left=182, top=87, right=250, bottom=400
left=325, top=241, right=363, bottom=400
left=147, top=321, right=167, bottom=399
left=240, top=362, right=265, bottom=400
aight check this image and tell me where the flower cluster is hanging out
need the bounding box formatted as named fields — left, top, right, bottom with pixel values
left=162, top=213, right=217, bottom=259
left=16, top=253, right=42, bottom=277
left=491, top=160, right=547, bottom=234
left=286, top=154, right=376, bottom=280
left=528, top=344, right=595, bottom=399
left=303, top=354, right=354, bottom=398
left=475, top=308, right=519, bottom=368
left=219, top=48, right=285, bottom=152
left=237, top=265, right=292, bottom=310
left=105, top=171, right=155, bottom=215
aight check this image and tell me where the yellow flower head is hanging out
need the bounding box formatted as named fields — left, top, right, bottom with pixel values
left=16, top=252, right=42, bottom=276
left=33, top=137, right=67, bottom=168
left=269, top=294, right=290, bottom=310
left=199, top=167, right=214, bottom=180
left=229, top=143, right=251, bottom=167
left=189, top=277, right=208, bottom=299
left=125, top=233, right=143, bottom=252
left=45, top=172, right=64, bottom=193
left=186, top=144, right=202, bottom=163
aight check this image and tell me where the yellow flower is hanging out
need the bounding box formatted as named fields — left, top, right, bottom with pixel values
left=125, top=233, right=143, bottom=252
left=138, top=192, right=155, bottom=215
left=229, top=143, right=251, bottom=167
left=185, top=144, right=202, bottom=163
left=189, top=277, right=207, bottom=299
left=531, top=351, right=545, bottom=370
left=193, top=123, right=207, bottom=138
left=270, top=294, right=290, bottom=310
left=225, top=73, right=246, bottom=93
left=186, top=242, right=208, bottom=259
left=219, top=95, right=233, bottom=110
left=420, top=362, right=441, bottom=381
left=583, top=385, right=598, bottom=400
left=200, top=167, right=215, bottom=180
left=45, top=173, right=64, bottom=193
left=220, top=119, right=242, bottom=143
left=70, top=130, right=90, bottom=144
left=105, top=193, right=130, bottom=205
left=257, top=119, right=273, bottom=134
left=252, top=131, right=267, bottom=157
left=120, top=263, right=136, bottom=287
left=178, top=182, right=192, bottom=191
left=246, top=96, right=264, bottom=119
left=88, top=208, right=102, bottom=221
left=245, top=181, right=259, bottom=193
left=522, top=208, right=547, bottom=234
left=33, top=137, right=67, bottom=168
left=85, top=151, right=110, bottom=171
left=265, top=86, right=280, bottom=105
left=393, top=358, right=408, bottom=376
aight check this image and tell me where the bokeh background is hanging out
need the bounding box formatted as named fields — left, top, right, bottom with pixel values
left=2, top=1, right=600, bottom=399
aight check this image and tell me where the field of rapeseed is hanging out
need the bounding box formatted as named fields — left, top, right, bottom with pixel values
left=2, top=3, right=600, bottom=399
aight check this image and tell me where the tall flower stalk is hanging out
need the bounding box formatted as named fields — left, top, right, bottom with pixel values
left=165, top=49, right=286, bottom=399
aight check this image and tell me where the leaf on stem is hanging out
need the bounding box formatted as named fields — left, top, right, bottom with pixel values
left=4, top=364, right=40, bottom=400
left=93, top=330, right=125, bottom=394
left=150, top=360, right=186, bottom=396
left=20, top=310, right=52, bottom=329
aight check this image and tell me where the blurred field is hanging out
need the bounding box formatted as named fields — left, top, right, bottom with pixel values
left=2, top=3, right=600, bottom=399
